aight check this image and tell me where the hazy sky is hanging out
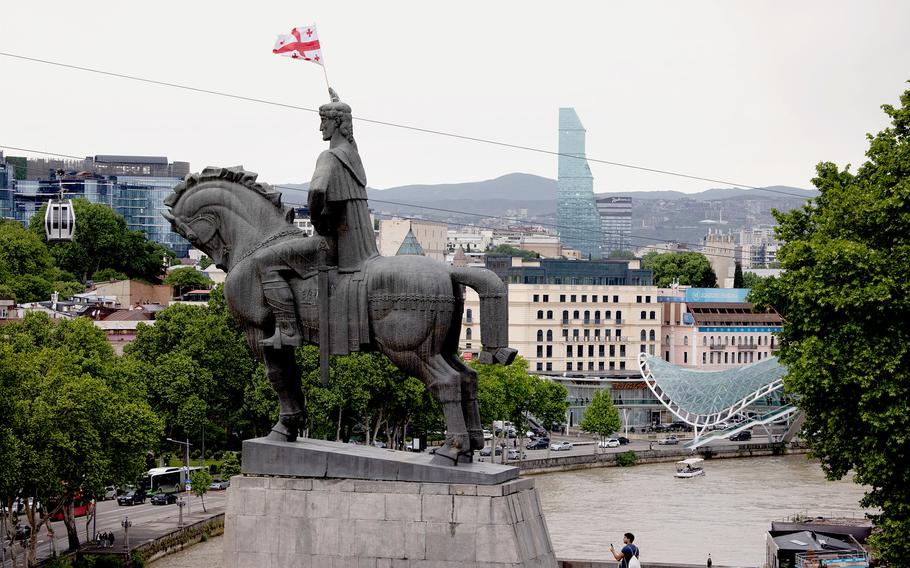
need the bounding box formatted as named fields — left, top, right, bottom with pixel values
left=1, top=1, right=907, bottom=194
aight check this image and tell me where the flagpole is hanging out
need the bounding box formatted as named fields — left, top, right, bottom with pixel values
left=321, top=63, right=332, bottom=99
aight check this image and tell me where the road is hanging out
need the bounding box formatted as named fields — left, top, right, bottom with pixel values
left=1, top=490, right=228, bottom=567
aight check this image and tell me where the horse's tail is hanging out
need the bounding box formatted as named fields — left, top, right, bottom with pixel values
left=449, top=267, right=517, bottom=365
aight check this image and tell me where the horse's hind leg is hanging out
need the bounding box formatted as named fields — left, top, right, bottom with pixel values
left=262, top=346, right=306, bottom=442
left=444, top=353, right=484, bottom=455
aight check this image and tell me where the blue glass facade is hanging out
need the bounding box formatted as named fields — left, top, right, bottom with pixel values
left=557, top=108, right=602, bottom=259
left=0, top=159, right=13, bottom=220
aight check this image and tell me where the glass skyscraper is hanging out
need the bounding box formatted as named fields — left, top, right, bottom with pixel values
left=596, top=196, right=633, bottom=253
left=557, top=108, right=602, bottom=259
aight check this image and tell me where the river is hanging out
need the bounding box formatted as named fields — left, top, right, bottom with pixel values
left=152, top=454, right=870, bottom=567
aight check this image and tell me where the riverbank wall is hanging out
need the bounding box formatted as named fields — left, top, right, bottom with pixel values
left=518, top=442, right=808, bottom=475
left=559, top=560, right=755, bottom=568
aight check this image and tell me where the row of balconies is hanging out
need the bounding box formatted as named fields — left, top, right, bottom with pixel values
left=561, top=318, right=625, bottom=326
left=561, top=336, right=637, bottom=343
left=710, top=343, right=761, bottom=350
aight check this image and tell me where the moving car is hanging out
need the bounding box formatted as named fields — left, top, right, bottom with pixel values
left=658, top=436, right=679, bottom=445
left=479, top=445, right=502, bottom=457
left=730, top=430, right=752, bottom=442
left=150, top=492, right=178, bottom=505
left=598, top=438, right=620, bottom=448
left=526, top=438, right=550, bottom=450
left=209, top=480, right=230, bottom=490
left=506, top=448, right=526, bottom=460
left=616, top=436, right=630, bottom=445
left=117, top=490, right=146, bottom=506
left=550, top=441, right=573, bottom=451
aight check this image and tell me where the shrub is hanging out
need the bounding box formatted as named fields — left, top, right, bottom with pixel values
left=213, top=450, right=224, bottom=460
left=209, top=463, right=220, bottom=475
left=191, top=449, right=201, bottom=460
left=615, top=450, right=639, bottom=467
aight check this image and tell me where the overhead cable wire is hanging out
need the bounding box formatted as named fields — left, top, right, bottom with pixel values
left=0, top=51, right=812, bottom=200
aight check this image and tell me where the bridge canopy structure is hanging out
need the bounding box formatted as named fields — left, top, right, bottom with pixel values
left=637, top=353, right=793, bottom=445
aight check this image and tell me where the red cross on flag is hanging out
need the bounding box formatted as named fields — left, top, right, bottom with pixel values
left=272, top=25, right=323, bottom=65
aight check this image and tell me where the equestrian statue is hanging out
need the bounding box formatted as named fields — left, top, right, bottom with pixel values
left=162, top=90, right=516, bottom=465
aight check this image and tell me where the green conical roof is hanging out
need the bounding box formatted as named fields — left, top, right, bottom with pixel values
left=396, top=229, right=425, bottom=256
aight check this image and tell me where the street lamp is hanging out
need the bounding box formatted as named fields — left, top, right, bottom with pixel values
left=165, top=438, right=193, bottom=468
left=121, top=517, right=132, bottom=551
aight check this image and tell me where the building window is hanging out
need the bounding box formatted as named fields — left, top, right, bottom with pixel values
left=588, top=362, right=594, bottom=371
left=613, top=295, right=619, bottom=303
left=724, top=352, right=729, bottom=364
left=609, top=361, right=616, bottom=370
left=577, top=345, right=583, bottom=357
left=649, top=330, right=656, bottom=342
left=640, top=330, right=647, bottom=341
left=582, top=295, right=587, bottom=302
left=537, top=346, right=543, bottom=357
left=616, top=311, right=622, bottom=322
left=584, top=310, right=591, bottom=322
left=546, top=345, right=552, bottom=357
left=466, top=308, right=473, bottom=322
left=588, top=345, right=594, bottom=357
left=640, top=310, right=647, bottom=320
left=571, top=295, right=577, bottom=302
left=636, top=295, right=642, bottom=303
left=567, top=362, right=573, bottom=371
left=593, top=295, right=598, bottom=302
left=546, top=362, right=552, bottom=371
left=599, top=345, right=605, bottom=356
left=465, top=328, right=472, bottom=340
left=594, top=311, right=601, bottom=323
left=684, top=336, right=689, bottom=346
left=573, top=310, right=580, bottom=320
left=546, top=330, right=553, bottom=341
left=573, top=329, right=579, bottom=339
left=605, top=310, right=612, bottom=319
left=703, top=337, right=707, bottom=346
left=567, top=346, right=573, bottom=357
left=537, top=329, right=544, bottom=341
left=547, top=310, right=553, bottom=319
left=609, top=345, right=615, bottom=357
left=533, top=294, right=539, bottom=302
left=620, top=361, right=626, bottom=370
left=650, top=311, right=656, bottom=320
left=703, top=352, right=707, bottom=364
left=560, top=294, right=566, bottom=302
left=537, top=362, right=543, bottom=371
left=640, top=344, right=646, bottom=353
left=684, top=352, right=688, bottom=364
left=562, top=310, right=569, bottom=322
left=465, top=343, right=472, bottom=349
left=543, top=294, right=549, bottom=302
left=620, top=345, right=626, bottom=357
left=646, top=295, right=651, bottom=303
left=710, top=352, right=714, bottom=364
left=537, top=310, right=544, bottom=319
left=599, top=362, right=604, bottom=370
left=563, top=329, right=569, bottom=338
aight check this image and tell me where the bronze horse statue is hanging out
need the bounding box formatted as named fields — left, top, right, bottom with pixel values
left=162, top=166, right=516, bottom=465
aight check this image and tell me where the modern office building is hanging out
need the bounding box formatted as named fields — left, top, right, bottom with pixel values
left=5, top=155, right=191, bottom=256
left=596, top=196, right=632, bottom=253
left=0, top=152, right=15, bottom=220
left=557, top=108, right=602, bottom=259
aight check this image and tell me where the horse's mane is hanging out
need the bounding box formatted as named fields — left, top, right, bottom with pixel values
left=165, top=166, right=295, bottom=222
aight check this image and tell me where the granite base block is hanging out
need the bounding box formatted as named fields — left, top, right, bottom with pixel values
left=224, top=474, right=558, bottom=568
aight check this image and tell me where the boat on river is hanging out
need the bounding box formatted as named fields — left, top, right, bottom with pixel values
left=675, top=457, right=705, bottom=478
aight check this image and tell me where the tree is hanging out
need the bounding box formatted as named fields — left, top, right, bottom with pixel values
left=607, top=249, right=636, bottom=260
left=0, top=313, right=162, bottom=559
left=220, top=453, right=241, bottom=478
left=189, top=469, right=213, bottom=513
left=748, top=84, right=910, bottom=565
left=486, top=244, right=539, bottom=260
left=641, top=251, right=717, bottom=288
left=733, top=262, right=744, bottom=288
left=0, top=220, right=83, bottom=303
left=28, top=199, right=175, bottom=283
left=579, top=389, right=621, bottom=455
left=741, top=271, right=765, bottom=289
left=163, top=267, right=210, bottom=298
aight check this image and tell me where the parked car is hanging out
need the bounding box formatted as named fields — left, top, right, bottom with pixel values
left=209, top=480, right=230, bottom=490
left=730, top=430, right=752, bottom=442
left=150, top=493, right=178, bottom=505
left=103, top=486, right=118, bottom=501
left=482, top=429, right=493, bottom=440
left=15, top=523, right=31, bottom=541
left=658, top=436, right=679, bottom=445
left=526, top=438, right=550, bottom=450
left=598, top=438, right=621, bottom=448
left=479, top=445, right=502, bottom=457
left=506, top=448, right=526, bottom=460
left=616, top=436, right=630, bottom=445
left=651, top=423, right=670, bottom=433
left=372, top=440, right=386, bottom=448
left=117, top=490, right=146, bottom=506
left=550, top=441, right=573, bottom=451
left=670, top=421, right=691, bottom=432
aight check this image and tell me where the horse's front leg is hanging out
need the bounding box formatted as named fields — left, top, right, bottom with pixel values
left=262, top=346, right=306, bottom=442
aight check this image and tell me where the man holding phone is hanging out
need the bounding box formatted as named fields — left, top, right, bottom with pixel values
left=609, top=532, right=640, bottom=568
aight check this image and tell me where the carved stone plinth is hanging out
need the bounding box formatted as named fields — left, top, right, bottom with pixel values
left=223, top=473, right=558, bottom=568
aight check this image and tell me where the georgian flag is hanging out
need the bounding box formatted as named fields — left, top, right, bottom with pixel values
left=272, top=25, right=324, bottom=65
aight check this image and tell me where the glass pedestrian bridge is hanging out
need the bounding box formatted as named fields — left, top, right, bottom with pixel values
left=637, top=353, right=800, bottom=448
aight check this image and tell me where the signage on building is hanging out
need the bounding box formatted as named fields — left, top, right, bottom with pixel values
left=685, top=288, right=750, bottom=303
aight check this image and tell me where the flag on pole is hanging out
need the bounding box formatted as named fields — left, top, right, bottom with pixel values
left=272, top=25, right=324, bottom=65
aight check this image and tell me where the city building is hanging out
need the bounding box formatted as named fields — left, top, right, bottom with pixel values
left=4, top=155, right=191, bottom=255
left=292, top=206, right=316, bottom=236
left=0, top=152, right=15, bottom=220
left=596, top=196, right=633, bottom=253
left=659, top=287, right=783, bottom=369
left=557, top=108, right=602, bottom=259
left=379, top=219, right=447, bottom=261
left=739, top=226, right=782, bottom=268
left=703, top=228, right=737, bottom=287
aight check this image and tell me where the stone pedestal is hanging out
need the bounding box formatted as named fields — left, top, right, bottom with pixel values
left=224, top=439, right=558, bottom=567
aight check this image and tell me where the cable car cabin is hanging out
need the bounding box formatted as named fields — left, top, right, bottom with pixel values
left=45, top=199, right=76, bottom=241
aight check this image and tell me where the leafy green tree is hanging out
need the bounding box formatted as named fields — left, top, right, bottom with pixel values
left=29, top=199, right=175, bottom=283
left=486, top=244, right=539, bottom=259
left=641, top=251, right=717, bottom=288
left=607, top=249, right=636, bottom=260
left=220, top=453, right=241, bottom=478
left=92, top=268, right=128, bottom=282
left=733, top=262, right=744, bottom=288
left=741, top=271, right=766, bottom=289
left=0, top=313, right=162, bottom=558
left=163, top=267, right=210, bottom=298
left=0, top=220, right=83, bottom=302
left=189, top=469, right=213, bottom=513
left=748, top=85, right=910, bottom=565
left=198, top=255, right=213, bottom=270
left=580, top=389, right=622, bottom=455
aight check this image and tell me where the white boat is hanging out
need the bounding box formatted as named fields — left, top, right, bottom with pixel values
left=675, top=457, right=705, bottom=478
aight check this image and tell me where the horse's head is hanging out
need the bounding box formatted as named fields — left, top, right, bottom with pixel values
left=163, top=166, right=295, bottom=270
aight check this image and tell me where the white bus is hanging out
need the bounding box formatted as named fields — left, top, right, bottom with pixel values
left=141, top=466, right=203, bottom=494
